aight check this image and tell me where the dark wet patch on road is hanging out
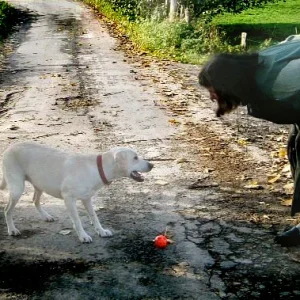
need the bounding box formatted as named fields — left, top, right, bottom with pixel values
left=219, top=267, right=300, bottom=299
left=0, top=252, right=88, bottom=295
left=50, top=15, right=97, bottom=112
left=112, top=238, right=168, bottom=264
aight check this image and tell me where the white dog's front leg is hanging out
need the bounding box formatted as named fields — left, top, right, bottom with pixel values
left=63, top=196, right=92, bottom=243
left=81, top=198, right=113, bottom=237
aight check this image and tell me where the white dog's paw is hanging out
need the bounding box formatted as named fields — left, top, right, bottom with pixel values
left=79, top=232, right=93, bottom=243
left=41, top=213, right=55, bottom=222
left=8, top=228, right=21, bottom=236
left=97, top=228, right=113, bottom=237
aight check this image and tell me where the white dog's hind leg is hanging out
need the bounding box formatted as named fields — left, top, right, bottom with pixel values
left=33, top=188, right=54, bottom=222
left=81, top=198, right=113, bottom=237
left=4, top=183, right=24, bottom=236
left=63, top=196, right=92, bottom=243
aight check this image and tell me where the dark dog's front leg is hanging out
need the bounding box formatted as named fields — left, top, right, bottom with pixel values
left=275, top=124, right=300, bottom=246
left=274, top=226, right=300, bottom=247
left=288, top=124, right=297, bottom=180
left=291, top=124, right=300, bottom=217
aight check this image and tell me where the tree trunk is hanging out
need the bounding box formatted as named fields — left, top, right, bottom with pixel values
left=169, top=0, right=177, bottom=22
left=184, top=7, right=190, bottom=24
left=180, top=5, right=185, bottom=19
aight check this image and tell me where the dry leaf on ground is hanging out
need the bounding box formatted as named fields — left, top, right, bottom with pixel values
left=280, top=198, right=292, bottom=207
left=268, top=174, right=281, bottom=184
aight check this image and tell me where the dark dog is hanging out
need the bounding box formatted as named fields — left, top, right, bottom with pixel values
left=199, top=38, right=300, bottom=247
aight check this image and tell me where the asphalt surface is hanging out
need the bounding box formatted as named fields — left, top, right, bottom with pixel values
left=0, top=1, right=300, bottom=299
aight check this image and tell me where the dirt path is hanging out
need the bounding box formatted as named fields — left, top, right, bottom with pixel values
left=0, top=0, right=300, bottom=299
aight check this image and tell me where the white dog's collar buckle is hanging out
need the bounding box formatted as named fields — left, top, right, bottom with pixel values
left=96, top=155, right=111, bottom=185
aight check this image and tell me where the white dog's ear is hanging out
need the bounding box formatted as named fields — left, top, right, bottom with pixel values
left=113, top=150, right=127, bottom=173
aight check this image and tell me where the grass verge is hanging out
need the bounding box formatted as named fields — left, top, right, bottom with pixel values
left=82, top=0, right=243, bottom=64
left=81, top=0, right=300, bottom=63
left=213, top=0, right=300, bottom=48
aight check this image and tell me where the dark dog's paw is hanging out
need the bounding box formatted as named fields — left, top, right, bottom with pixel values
left=275, top=226, right=300, bottom=247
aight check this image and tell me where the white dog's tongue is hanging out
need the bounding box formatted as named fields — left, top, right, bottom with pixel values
left=130, top=171, right=144, bottom=182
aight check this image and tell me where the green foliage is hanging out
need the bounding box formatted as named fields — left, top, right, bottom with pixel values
left=137, top=0, right=167, bottom=21
left=82, top=0, right=291, bottom=64
left=133, top=21, right=193, bottom=50
left=109, top=0, right=138, bottom=20
left=0, top=1, right=21, bottom=40
left=182, top=22, right=239, bottom=54
left=130, top=20, right=241, bottom=63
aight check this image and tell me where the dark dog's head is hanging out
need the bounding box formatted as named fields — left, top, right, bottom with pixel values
left=199, top=53, right=259, bottom=117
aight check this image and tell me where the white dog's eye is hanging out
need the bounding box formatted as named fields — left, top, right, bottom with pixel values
left=134, top=156, right=138, bottom=160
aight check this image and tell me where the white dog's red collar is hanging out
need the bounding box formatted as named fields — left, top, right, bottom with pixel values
left=96, top=155, right=111, bottom=185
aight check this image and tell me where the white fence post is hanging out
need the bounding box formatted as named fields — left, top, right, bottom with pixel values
left=241, top=32, right=247, bottom=48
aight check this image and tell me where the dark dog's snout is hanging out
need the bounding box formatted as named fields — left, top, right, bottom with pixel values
left=148, top=162, right=154, bottom=170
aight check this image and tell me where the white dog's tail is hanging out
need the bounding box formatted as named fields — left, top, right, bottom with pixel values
left=0, top=178, right=6, bottom=190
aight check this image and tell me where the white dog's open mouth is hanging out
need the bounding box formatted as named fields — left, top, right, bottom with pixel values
left=130, top=171, right=144, bottom=182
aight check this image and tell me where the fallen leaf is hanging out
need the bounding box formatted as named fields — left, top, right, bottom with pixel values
left=95, top=206, right=104, bottom=211
left=279, top=147, right=287, bottom=158
left=244, top=183, right=264, bottom=190
left=237, top=138, right=248, bottom=147
left=177, top=158, right=188, bottom=163
left=167, top=238, right=175, bottom=244
left=284, top=182, right=294, bottom=195
left=277, top=136, right=285, bottom=142
left=268, top=174, right=281, bottom=184
left=188, top=182, right=219, bottom=189
left=280, top=198, right=292, bottom=207
left=168, top=119, right=181, bottom=125
left=155, top=180, right=169, bottom=186
left=170, top=262, right=189, bottom=277
left=10, top=125, right=19, bottom=130
left=282, top=164, right=291, bottom=174
left=59, top=230, right=71, bottom=235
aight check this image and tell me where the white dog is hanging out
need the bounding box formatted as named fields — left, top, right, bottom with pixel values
left=0, top=142, right=153, bottom=243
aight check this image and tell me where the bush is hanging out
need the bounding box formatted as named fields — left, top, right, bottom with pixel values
left=134, top=20, right=193, bottom=50
left=0, top=1, right=22, bottom=40
left=130, top=19, right=242, bottom=63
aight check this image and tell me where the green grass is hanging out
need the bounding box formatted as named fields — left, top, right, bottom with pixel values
left=213, top=0, right=300, bottom=48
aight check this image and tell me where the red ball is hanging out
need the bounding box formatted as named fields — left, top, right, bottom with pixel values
left=154, top=235, right=168, bottom=249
